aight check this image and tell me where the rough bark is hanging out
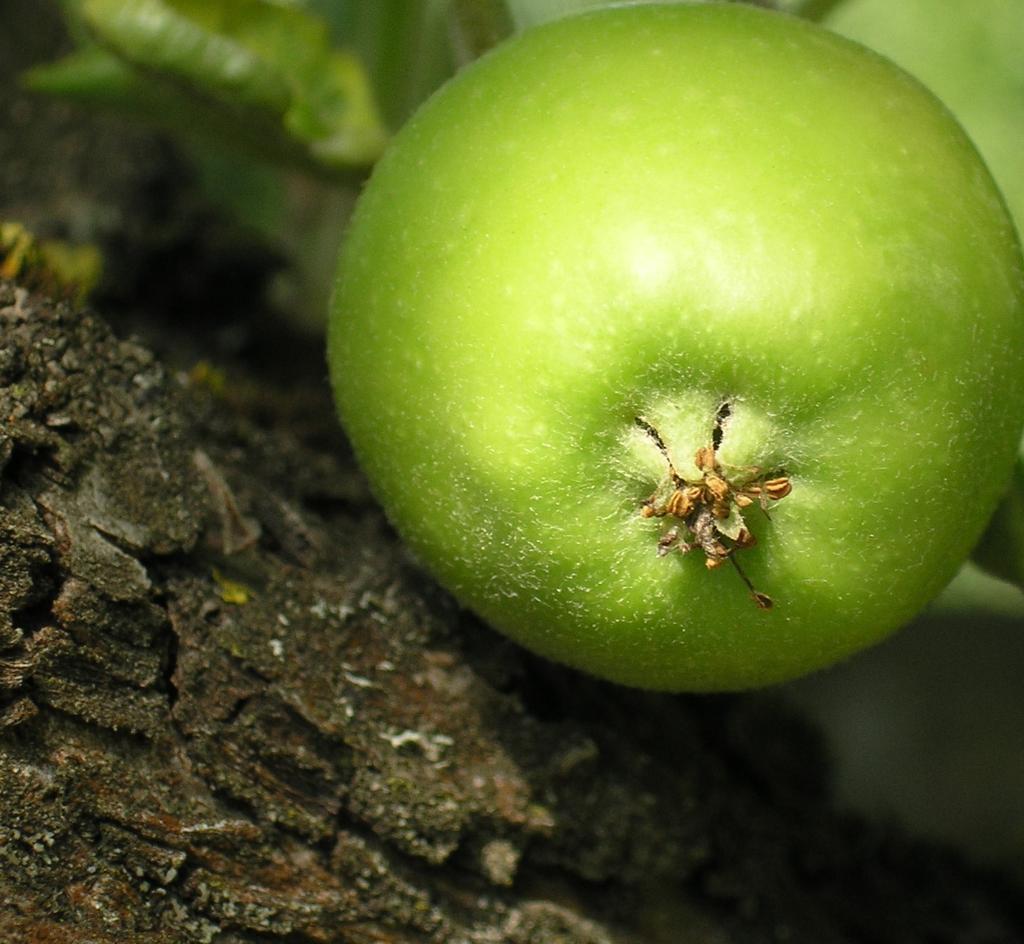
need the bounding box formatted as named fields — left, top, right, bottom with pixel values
left=1, top=279, right=1022, bottom=944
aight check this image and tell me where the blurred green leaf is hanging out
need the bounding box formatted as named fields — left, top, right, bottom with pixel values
left=83, top=0, right=293, bottom=113
left=24, top=0, right=388, bottom=177
left=324, top=1, right=456, bottom=131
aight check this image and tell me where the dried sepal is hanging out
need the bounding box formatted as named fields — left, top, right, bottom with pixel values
left=634, top=414, right=791, bottom=607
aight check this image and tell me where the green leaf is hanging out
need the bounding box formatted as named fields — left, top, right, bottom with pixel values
left=25, top=0, right=388, bottom=176
left=24, top=47, right=186, bottom=114
left=82, top=0, right=293, bottom=113
left=322, top=0, right=457, bottom=131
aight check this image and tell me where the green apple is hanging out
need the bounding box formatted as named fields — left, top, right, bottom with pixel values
left=328, top=3, right=1024, bottom=691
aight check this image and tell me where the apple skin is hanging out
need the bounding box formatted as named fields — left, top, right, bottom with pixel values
left=328, top=3, right=1024, bottom=691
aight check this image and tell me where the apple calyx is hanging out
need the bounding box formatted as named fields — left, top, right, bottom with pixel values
left=634, top=405, right=791, bottom=609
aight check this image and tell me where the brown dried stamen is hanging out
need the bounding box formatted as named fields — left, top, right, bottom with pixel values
left=634, top=412, right=791, bottom=608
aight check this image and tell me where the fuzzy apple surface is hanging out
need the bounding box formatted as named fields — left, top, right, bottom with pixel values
left=328, top=3, right=1024, bottom=691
